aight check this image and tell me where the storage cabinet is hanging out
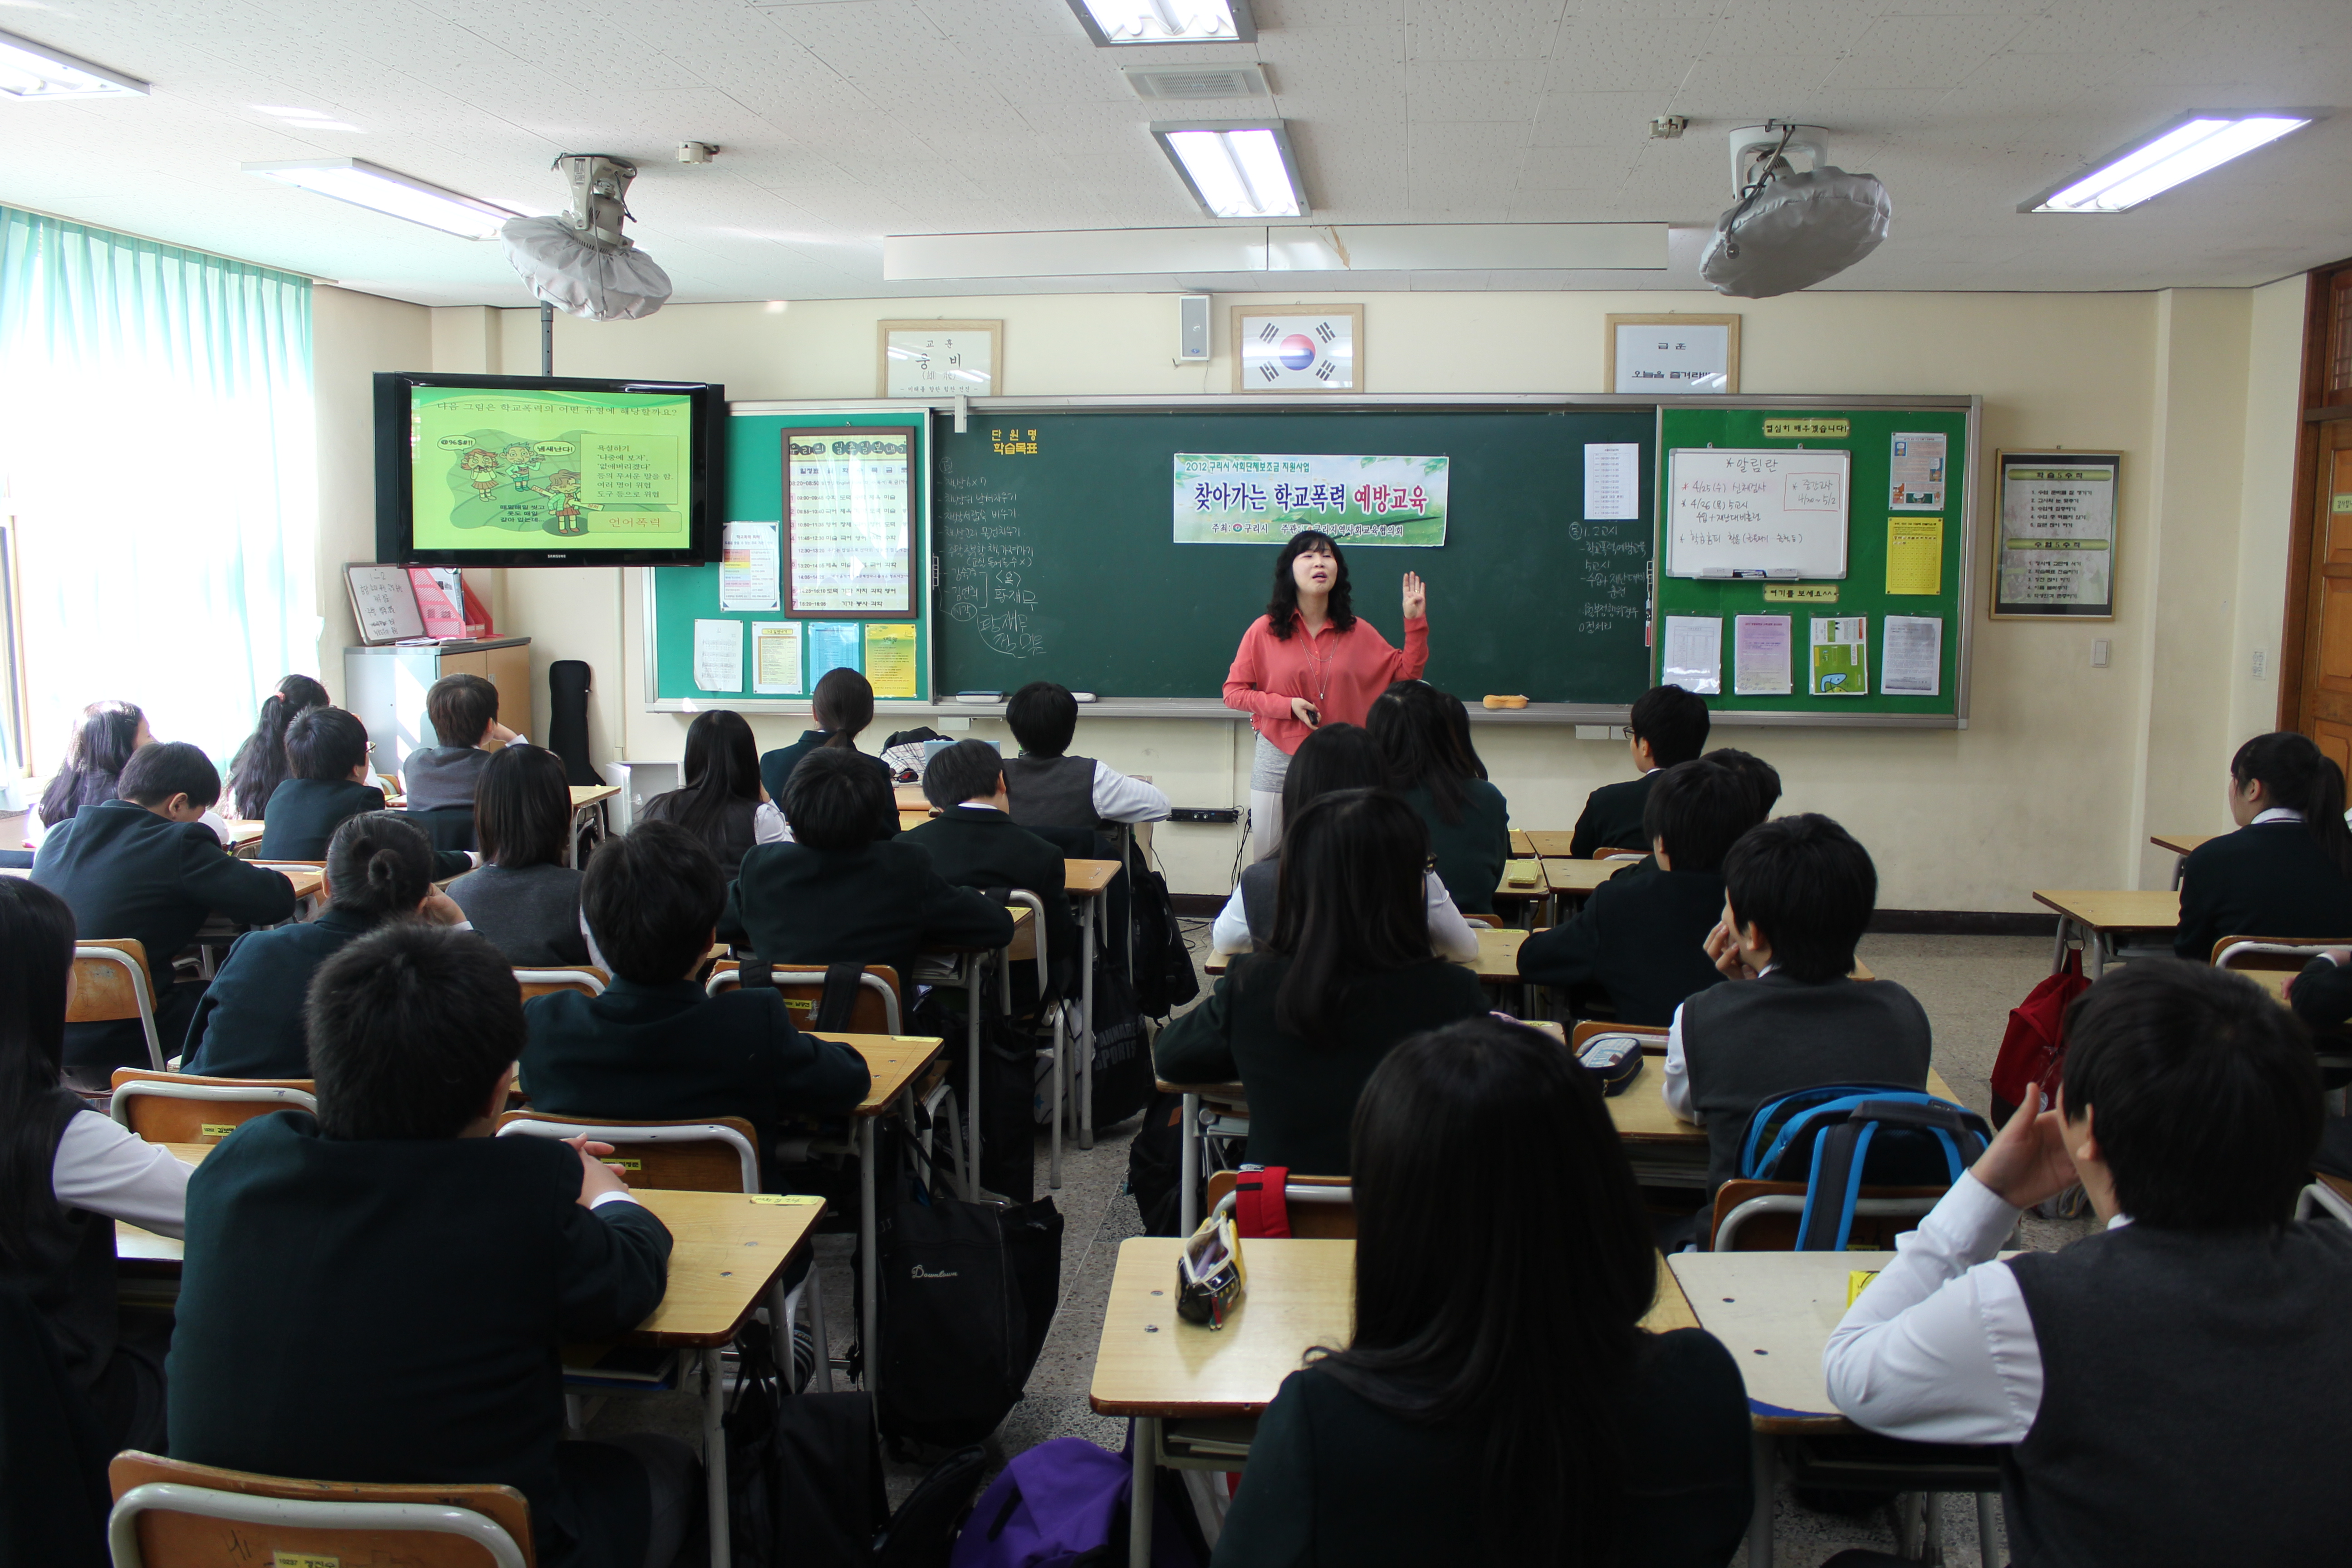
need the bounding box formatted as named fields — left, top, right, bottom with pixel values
left=343, top=636, right=533, bottom=778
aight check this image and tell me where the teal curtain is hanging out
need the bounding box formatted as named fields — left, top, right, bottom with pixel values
left=0, top=206, right=313, bottom=776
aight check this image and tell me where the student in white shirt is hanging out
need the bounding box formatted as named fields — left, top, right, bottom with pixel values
left=1822, top=961, right=2352, bottom=1568
left=1000, top=681, right=1171, bottom=828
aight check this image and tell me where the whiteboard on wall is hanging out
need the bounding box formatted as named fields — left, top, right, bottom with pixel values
left=1665, top=448, right=1851, bottom=579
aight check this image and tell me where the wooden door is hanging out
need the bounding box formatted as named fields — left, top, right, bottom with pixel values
left=2285, top=260, right=2352, bottom=751
left=2304, top=421, right=2352, bottom=770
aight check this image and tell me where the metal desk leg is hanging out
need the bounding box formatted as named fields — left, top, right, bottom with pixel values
left=1079, top=896, right=1097, bottom=1151
left=965, top=958, right=983, bottom=1200
left=859, top=1117, right=879, bottom=1402
left=1747, top=1431, right=1774, bottom=1568
left=1049, top=983, right=1065, bottom=1191
left=1130, top=1416, right=1158, bottom=1565
left=2050, top=916, right=2073, bottom=975
left=703, top=1346, right=730, bottom=1567
left=1178, top=1092, right=1201, bottom=1235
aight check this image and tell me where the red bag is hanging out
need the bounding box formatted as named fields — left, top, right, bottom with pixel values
left=1232, top=1166, right=1292, bottom=1239
left=1990, top=950, right=2089, bottom=1116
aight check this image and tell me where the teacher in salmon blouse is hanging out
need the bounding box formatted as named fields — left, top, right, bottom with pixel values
left=1223, top=529, right=1430, bottom=859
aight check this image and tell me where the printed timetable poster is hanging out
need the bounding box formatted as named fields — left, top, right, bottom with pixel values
left=408, top=386, right=691, bottom=550
left=1174, top=453, right=1449, bottom=547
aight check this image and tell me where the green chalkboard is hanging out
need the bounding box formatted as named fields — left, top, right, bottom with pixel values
left=936, top=409, right=1656, bottom=703
left=1654, top=402, right=1975, bottom=722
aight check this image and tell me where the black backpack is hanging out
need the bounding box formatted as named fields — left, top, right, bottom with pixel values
left=1124, top=852, right=1198, bottom=1019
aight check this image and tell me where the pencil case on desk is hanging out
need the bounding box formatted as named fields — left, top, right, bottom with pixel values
left=1503, top=858, right=1541, bottom=888
left=1176, top=1210, right=1246, bottom=1330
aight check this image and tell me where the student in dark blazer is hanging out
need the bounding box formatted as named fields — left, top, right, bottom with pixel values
left=1366, top=681, right=1511, bottom=915
left=722, top=746, right=1013, bottom=988
left=30, top=742, right=296, bottom=1080
left=2286, top=948, right=2352, bottom=1180
left=401, top=671, right=529, bottom=812
left=901, top=739, right=1077, bottom=986
left=1569, top=684, right=1710, bottom=859
left=1520, top=758, right=1756, bottom=1026
left=255, top=706, right=467, bottom=878
left=167, top=922, right=694, bottom=1568
left=183, top=813, right=466, bottom=1079
left=520, top=821, right=870, bottom=1176
left=2174, top=731, right=2352, bottom=960
left=756, top=667, right=895, bottom=836
left=1154, top=789, right=1489, bottom=1175
left=1215, top=1018, right=1751, bottom=1568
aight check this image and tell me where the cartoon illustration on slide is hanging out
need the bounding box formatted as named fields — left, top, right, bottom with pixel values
left=422, top=407, right=681, bottom=541
left=459, top=447, right=501, bottom=498
left=537, top=470, right=594, bottom=537
left=500, top=442, right=541, bottom=494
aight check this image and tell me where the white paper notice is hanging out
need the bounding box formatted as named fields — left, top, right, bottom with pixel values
left=1733, top=615, right=1793, bottom=696
left=693, top=618, right=743, bottom=692
left=1883, top=615, right=1943, bottom=696
left=1887, top=432, right=1948, bottom=512
left=720, top=521, right=780, bottom=612
left=1662, top=616, right=1723, bottom=695
left=752, top=621, right=803, bottom=695
left=1583, top=442, right=1640, bottom=521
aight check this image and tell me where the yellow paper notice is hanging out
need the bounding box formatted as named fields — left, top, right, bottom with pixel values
left=864, top=622, right=918, bottom=698
left=1886, top=518, right=1943, bottom=595
left=1847, top=1269, right=1881, bottom=1305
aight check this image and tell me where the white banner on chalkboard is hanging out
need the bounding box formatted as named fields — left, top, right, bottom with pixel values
left=1665, top=448, right=1851, bottom=580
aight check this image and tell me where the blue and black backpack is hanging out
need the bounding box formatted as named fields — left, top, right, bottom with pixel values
left=1737, top=1084, right=1993, bottom=1250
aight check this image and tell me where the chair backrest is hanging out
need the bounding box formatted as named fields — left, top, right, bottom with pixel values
left=107, top=1071, right=316, bottom=1144
left=495, top=1111, right=760, bottom=1192
left=109, top=1450, right=533, bottom=1568
left=2212, top=936, right=2349, bottom=970
left=405, top=806, right=479, bottom=854
left=2297, top=1181, right=2352, bottom=1225
left=514, top=966, right=609, bottom=1000
left=1591, top=845, right=1644, bottom=861
left=70, top=941, right=162, bottom=1070
left=1461, top=912, right=1502, bottom=929
left=1569, top=1021, right=1667, bottom=1053
left=1205, top=1170, right=1357, bottom=1238
left=1710, top=1179, right=1950, bottom=1251
left=707, top=961, right=902, bottom=1034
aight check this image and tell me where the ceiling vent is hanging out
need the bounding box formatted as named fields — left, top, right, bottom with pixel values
left=1120, top=63, right=1269, bottom=100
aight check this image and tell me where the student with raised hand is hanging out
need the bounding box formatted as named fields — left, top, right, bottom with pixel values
left=1570, top=684, right=1710, bottom=859
left=520, top=822, right=869, bottom=1179
left=1213, top=1017, right=1751, bottom=1568
left=758, top=666, right=896, bottom=822
left=225, top=674, right=328, bottom=822
left=31, top=742, right=296, bottom=1082
left=637, top=709, right=787, bottom=878
left=723, top=746, right=1013, bottom=987
left=446, top=744, right=590, bottom=967
left=168, top=922, right=695, bottom=1568
left=1000, top=680, right=1171, bottom=829
left=1154, top=789, right=1488, bottom=1175
left=901, top=738, right=1077, bottom=985
left=402, top=672, right=526, bottom=813
left=1519, top=758, right=1754, bottom=1026
left=1822, top=961, right=2352, bottom=1568
left=0, top=877, right=193, bottom=1458
left=2173, top=731, right=2352, bottom=961
left=1210, top=722, right=1477, bottom=962
left=184, top=813, right=467, bottom=1080
left=1366, top=680, right=1510, bottom=916
left=1662, top=813, right=1931, bottom=1222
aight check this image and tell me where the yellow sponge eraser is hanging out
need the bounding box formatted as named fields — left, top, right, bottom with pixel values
left=1482, top=694, right=1529, bottom=710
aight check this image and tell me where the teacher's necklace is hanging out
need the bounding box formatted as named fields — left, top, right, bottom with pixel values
left=1304, top=622, right=1337, bottom=705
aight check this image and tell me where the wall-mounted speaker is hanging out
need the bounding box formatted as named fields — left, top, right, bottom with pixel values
left=1176, top=294, right=1211, bottom=363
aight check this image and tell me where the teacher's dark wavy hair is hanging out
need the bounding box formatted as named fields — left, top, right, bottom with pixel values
left=1265, top=529, right=1354, bottom=642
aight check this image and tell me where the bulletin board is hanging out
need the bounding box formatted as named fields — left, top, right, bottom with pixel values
left=646, top=408, right=931, bottom=708
left=1652, top=398, right=1978, bottom=727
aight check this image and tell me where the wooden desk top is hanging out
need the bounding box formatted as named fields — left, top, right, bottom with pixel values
left=899, top=807, right=936, bottom=830
left=223, top=820, right=265, bottom=846
left=2150, top=832, right=2215, bottom=857
left=1601, top=1061, right=1955, bottom=1145
left=1542, top=858, right=1629, bottom=895
left=1509, top=829, right=1534, bottom=857
left=1202, top=925, right=1525, bottom=982
left=1066, top=858, right=1120, bottom=896
left=1667, top=1249, right=1889, bottom=1432
left=1090, top=1237, right=1695, bottom=1418
left=1494, top=859, right=1549, bottom=900
left=568, top=785, right=620, bottom=808
left=1524, top=830, right=1580, bottom=859
left=826, top=1033, right=948, bottom=1116
left=2031, top=888, right=2180, bottom=931
left=250, top=863, right=324, bottom=902
left=894, top=783, right=927, bottom=808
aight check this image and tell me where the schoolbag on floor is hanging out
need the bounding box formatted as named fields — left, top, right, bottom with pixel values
left=721, top=1318, right=886, bottom=1568
left=1989, top=948, right=2090, bottom=1120
left=1740, top=1086, right=1992, bottom=1252
left=1123, top=852, right=1198, bottom=1019
left=1125, top=1091, right=1191, bottom=1237
left=948, top=1433, right=1204, bottom=1568
left=1085, top=965, right=1155, bottom=1132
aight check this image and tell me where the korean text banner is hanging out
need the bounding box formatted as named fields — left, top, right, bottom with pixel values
left=1174, top=453, right=1449, bottom=546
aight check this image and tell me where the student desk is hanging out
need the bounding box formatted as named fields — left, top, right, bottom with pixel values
left=1200, top=925, right=1524, bottom=983
left=2031, top=888, right=2179, bottom=976
left=1093, top=1237, right=1698, bottom=1561
left=565, top=784, right=620, bottom=867
left=1524, top=829, right=1580, bottom=858
left=837, top=1032, right=950, bottom=1411
left=1509, top=828, right=1535, bottom=856
left=222, top=819, right=265, bottom=858
left=916, top=906, right=1032, bottom=1202
left=1492, top=859, right=1551, bottom=926
left=2150, top=832, right=2215, bottom=889
left=1064, top=858, right=1122, bottom=1158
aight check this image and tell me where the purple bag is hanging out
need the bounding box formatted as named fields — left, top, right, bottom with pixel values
left=949, top=1433, right=1201, bottom=1568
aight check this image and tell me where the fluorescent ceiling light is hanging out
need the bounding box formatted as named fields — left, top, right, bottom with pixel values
left=2025, top=112, right=2320, bottom=213
left=1155, top=122, right=1304, bottom=218
left=0, top=29, right=148, bottom=99
left=1068, top=0, right=1254, bottom=46
left=257, top=104, right=362, bottom=131
left=243, top=158, right=517, bottom=240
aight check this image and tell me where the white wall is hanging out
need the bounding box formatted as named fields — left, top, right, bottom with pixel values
left=308, top=284, right=2310, bottom=907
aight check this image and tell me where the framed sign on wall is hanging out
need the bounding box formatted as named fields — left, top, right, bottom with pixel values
left=782, top=426, right=917, bottom=618
left=1233, top=304, right=1362, bottom=392
left=877, top=319, right=1002, bottom=398
left=1607, top=313, right=1739, bottom=394
left=1990, top=450, right=2120, bottom=619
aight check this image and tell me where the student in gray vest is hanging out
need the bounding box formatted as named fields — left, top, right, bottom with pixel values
left=1823, top=961, right=2352, bottom=1568
left=1001, top=681, right=1169, bottom=829
left=1661, top=813, right=1932, bottom=1213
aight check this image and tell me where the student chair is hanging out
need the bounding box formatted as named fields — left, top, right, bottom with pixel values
left=404, top=806, right=478, bottom=855
left=2212, top=936, right=2352, bottom=1083
left=72, top=941, right=166, bottom=1072
left=2297, top=1179, right=2352, bottom=1225
left=513, top=965, right=609, bottom=1000
left=107, top=1451, right=532, bottom=1568
left=106, top=1070, right=315, bottom=1144
left=1708, top=1180, right=1950, bottom=1252
left=706, top=961, right=902, bottom=1034
left=1204, top=1170, right=1356, bottom=1238
left=1590, top=845, right=1646, bottom=861
left=998, top=889, right=1069, bottom=1191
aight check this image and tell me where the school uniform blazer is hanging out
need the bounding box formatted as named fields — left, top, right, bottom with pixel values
left=2173, top=821, right=2352, bottom=960
left=900, top=805, right=1078, bottom=978
left=1517, top=867, right=1729, bottom=1027
left=520, top=979, right=873, bottom=1168
left=166, top=1112, right=671, bottom=1568
left=258, top=777, right=384, bottom=859
left=757, top=731, right=897, bottom=837
left=1400, top=779, right=1511, bottom=916
left=1569, top=772, right=1656, bottom=859
left=181, top=907, right=378, bottom=1079
left=718, top=838, right=1015, bottom=988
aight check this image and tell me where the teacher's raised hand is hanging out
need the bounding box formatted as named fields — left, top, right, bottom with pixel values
left=1402, top=570, right=1427, bottom=621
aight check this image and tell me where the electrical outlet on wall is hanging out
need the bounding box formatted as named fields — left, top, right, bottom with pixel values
left=2252, top=649, right=2268, bottom=679
left=2091, top=639, right=2111, bottom=668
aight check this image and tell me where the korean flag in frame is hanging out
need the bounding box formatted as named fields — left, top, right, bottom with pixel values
left=1232, top=304, right=1362, bottom=393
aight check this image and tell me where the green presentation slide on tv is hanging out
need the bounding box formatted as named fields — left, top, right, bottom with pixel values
left=408, top=385, right=692, bottom=550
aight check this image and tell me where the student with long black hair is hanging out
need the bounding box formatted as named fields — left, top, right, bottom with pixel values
left=0, top=877, right=193, bottom=1456
left=446, top=745, right=588, bottom=966
left=225, top=674, right=328, bottom=821
left=29, top=701, right=146, bottom=844
left=1209, top=722, right=1477, bottom=961
left=638, top=709, right=786, bottom=878
left=1213, top=1016, right=1752, bottom=1567
left=1154, top=788, right=1487, bottom=1174
left=2174, top=731, right=2352, bottom=960
left=757, top=667, right=896, bottom=814
left=1367, top=679, right=1511, bottom=915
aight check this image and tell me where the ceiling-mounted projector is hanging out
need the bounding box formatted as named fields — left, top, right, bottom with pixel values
left=1699, top=122, right=1891, bottom=298
left=500, top=153, right=672, bottom=321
